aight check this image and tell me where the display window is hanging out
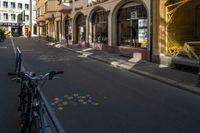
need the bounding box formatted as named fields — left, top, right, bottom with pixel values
left=117, top=2, right=148, bottom=48
left=92, top=9, right=108, bottom=44
left=76, top=14, right=86, bottom=42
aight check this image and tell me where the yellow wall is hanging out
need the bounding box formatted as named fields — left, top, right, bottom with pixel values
left=168, top=0, right=200, bottom=44
left=153, top=0, right=167, bottom=56
left=153, top=0, right=200, bottom=57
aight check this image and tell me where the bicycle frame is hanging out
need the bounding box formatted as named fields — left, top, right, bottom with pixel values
left=8, top=46, right=65, bottom=133
left=19, top=74, right=65, bottom=133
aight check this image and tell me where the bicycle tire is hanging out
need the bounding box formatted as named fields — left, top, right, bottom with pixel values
left=20, top=82, right=33, bottom=133
left=29, top=111, right=41, bottom=133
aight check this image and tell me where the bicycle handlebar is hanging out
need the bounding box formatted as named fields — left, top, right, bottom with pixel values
left=8, top=71, right=64, bottom=81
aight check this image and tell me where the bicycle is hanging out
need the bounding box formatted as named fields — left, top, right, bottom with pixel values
left=8, top=71, right=65, bottom=133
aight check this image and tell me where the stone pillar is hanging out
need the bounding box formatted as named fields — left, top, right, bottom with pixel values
left=107, top=10, right=112, bottom=46
left=86, top=15, right=91, bottom=45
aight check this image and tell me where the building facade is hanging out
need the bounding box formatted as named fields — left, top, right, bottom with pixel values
left=31, top=0, right=37, bottom=35
left=152, top=0, right=200, bottom=64
left=0, top=0, right=36, bottom=36
left=36, top=0, right=152, bottom=60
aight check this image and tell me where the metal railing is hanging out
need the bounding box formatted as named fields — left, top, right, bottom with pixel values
left=10, top=47, right=66, bottom=133
left=15, top=47, right=22, bottom=73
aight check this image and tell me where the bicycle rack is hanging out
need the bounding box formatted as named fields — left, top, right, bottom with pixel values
left=15, top=47, right=22, bottom=73
left=39, top=90, right=66, bottom=133
left=9, top=47, right=66, bottom=132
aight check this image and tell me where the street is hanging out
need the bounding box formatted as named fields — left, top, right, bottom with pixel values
left=1, top=37, right=200, bottom=133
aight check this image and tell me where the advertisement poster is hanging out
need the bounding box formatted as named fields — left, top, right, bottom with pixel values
left=138, top=19, right=148, bottom=48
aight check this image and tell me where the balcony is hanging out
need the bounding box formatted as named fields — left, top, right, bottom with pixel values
left=44, top=12, right=55, bottom=20
left=57, top=0, right=72, bottom=12
left=37, top=15, right=45, bottom=22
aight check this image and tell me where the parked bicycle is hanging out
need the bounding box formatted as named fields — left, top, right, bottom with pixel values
left=8, top=70, right=65, bottom=133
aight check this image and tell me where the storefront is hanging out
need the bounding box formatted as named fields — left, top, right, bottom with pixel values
left=0, top=23, right=23, bottom=36
left=64, top=17, right=72, bottom=44
left=91, top=9, right=108, bottom=44
left=76, top=14, right=86, bottom=44
left=117, top=2, right=148, bottom=48
left=153, top=0, right=200, bottom=63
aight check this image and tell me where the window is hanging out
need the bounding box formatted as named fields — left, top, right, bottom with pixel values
left=11, top=2, right=16, bottom=9
left=3, top=13, right=8, bottom=20
left=25, top=4, right=29, bottom=10
left=3, top=1, right=8, bottom=8
left=76, top=14, right=86, bottom=42
left=196, top=5, right=200, bottom=39
left=117, top=3, right=148, bottom=48
left=25, top=15, right=29, bottom=21
left=11, top=14, right=16, bottom=21
left=38, top=7, right=40, bottom=16
left=45, top=2, right=47, bottom=13
left=18, top=3, right=22, bottom=9
left=92, top=9, right=108, bottom=43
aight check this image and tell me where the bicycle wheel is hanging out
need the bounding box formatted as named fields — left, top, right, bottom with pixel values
left=29, top=111, right=41, bottom=133
left=20, top=83, right=33, bottom=133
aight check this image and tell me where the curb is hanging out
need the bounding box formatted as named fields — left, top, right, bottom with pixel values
left=65, top=47, right=200, bottom=96
left=37, top=38, right=200, bottom=96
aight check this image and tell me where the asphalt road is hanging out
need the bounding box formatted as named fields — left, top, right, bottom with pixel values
left=0, top=39, right=20, bottom=132
left=1, top=37, right=200, bottom=133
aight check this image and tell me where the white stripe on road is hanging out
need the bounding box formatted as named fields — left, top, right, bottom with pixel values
left=10, top=37, right=26, bottom=72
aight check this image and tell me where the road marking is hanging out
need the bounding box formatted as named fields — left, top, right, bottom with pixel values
left=0, top=46, right=7, bottom=49
left=51, top=93, right=101, bottom=112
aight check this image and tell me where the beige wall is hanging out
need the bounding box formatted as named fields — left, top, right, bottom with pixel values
left=37, top=0, right=152, bottom=50
left=70, top=0, right=151, bottom=47
left=152, top=0, right=167, bottom=56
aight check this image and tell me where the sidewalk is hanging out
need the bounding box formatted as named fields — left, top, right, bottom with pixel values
left=45, top=42, right=200, bottom=95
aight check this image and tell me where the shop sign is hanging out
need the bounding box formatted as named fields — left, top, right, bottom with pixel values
left=0, top=23, right=23, bottom=26
left=0, top=26, right=9, bottom=31
left=131, top=11, right=137, bottom=19
left=138, top=19, right=148, bottom=48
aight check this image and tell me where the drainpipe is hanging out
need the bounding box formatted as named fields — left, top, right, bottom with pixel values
left=149, top=0, right=153, bottom=62
left=29, top=0, right=32, bottom=35
left=60, top=12, right=62, bottom=43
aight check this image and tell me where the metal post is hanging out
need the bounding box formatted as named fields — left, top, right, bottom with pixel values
left=29, top=0, right=32, bottom=35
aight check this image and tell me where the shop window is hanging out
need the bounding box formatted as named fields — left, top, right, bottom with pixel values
left=196, top=5, right=200, bottom=39
left=117, top=2, right=148, bottom=48
left=65, top=19, right=72, bottom=41
left=92, top=9, right=108, bottom=44
left=76, top=14, right=86, bottom=42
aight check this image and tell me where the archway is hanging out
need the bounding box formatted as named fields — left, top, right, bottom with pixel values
left=90, top=7, right=108, bottom=44
left=76, top=13, right=86, bottom=43
left=116, top=1, right=148, bottom=48
left=33, top=24, right=37, bottom=35
left=64, top=17, right=72, bottom=44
